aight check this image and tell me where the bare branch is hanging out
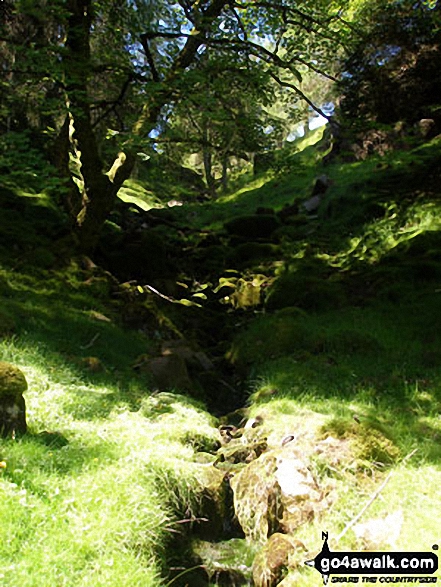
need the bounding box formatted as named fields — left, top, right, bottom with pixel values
left=91, top=75, right=133, bottom=128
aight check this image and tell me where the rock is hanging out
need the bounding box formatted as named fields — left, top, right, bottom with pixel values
left=252, top=533, right=296, bottom=587
left=143, top=354, right=193, bottom=391
left=0, top=362, right=28, bottom=437
left=300, top=194, right=321, bottom=213
left=161, top=339, right=214, bottom=371
left=230, top=446, right=325, bottom=543
left=416, top=118, right=436, bottom=139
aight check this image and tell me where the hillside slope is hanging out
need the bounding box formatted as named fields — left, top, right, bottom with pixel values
left=1, top=129, right=441, bottom=585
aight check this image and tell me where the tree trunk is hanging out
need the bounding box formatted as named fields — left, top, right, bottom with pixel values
left=64, top=0, right=135, bottom=253
left=61, top=0, right=229, bottom=252
left=50, top=114, right=83, bottom=223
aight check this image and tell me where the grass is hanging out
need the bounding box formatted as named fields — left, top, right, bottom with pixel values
left=0, top=338, right=219, bottom=586
left=0, top=263, right=219, bottom=586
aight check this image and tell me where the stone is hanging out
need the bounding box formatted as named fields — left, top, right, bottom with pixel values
left=416, top=118, right=436, bottom=139
left=143, top=354, right=192, bottom=391
left=252, top=533, right=296, bottom=587
left=230, top=446, right=325, bottom=543
left=0, top=362, right=27, bottom=437
left=0, top=361, right=28, bottom=397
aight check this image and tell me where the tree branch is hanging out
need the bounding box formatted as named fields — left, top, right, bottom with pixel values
left=229, top=5, right=248, bottom=41
left=91, top=74, right=133, bottom=128
left=140, top=33, right=160, bottom=82
left=269, top=71, right=333, bottom=121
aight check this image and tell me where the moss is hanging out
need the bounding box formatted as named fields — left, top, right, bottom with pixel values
left=252, top=533, right=295, bottom=587
left=324, top=330, right=383, bottom=355
left=265, top=272, right=347, bottom=312
left=320, top=417, right=400, bottom=466
left=224, top=214, right=281, bottom=240
left=25, top=247, right=57, bottom=269
left=0, top=361, right=28, bottom=397
left=227, top=310, right=323, bottom=372
left=192, top=538, right=255, bottom=583
left=230, top=242, right=279, bottom=266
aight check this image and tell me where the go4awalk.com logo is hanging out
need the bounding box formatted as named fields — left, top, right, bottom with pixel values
left=306, top=532, right=439, bottom=585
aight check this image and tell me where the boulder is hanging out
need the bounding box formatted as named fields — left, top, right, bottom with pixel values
left=0, top=361, right=28, bottom=437
left=142, top=354, right=193, bottom=391
left=252, top=533, right=296, bottom=587
left=230, top=445, right=324, bottom=543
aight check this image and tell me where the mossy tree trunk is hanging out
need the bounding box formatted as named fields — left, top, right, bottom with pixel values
left=63, top=0, right=135, bottom=253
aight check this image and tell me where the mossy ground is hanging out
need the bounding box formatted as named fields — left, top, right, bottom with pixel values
left=1, top=128, right=441, bottom=584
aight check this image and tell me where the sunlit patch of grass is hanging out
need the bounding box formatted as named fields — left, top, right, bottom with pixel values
left=318, top=200, right=441, bottom=269
left=0, top=339, right=219, bottom=586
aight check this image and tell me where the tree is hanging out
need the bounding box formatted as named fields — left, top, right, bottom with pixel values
left=2, top=0, right=351, bottom=253
left=161, top=51, right=284, bottom=195
left=338, top=0, right=441, bottom=126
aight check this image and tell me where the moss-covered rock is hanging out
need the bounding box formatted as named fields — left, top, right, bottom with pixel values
left=230, top=242, right=279, bottom=266
left=252, top=533, right=296, bottom=587
left=226, top=309, right=323, bottom=372
left=230, top=445, right=324, bottom=543
left=0, top=362, right=27, bottom=437
left=324, top=329, right=383, bottom=356
left=266, top=272, right=346, bottom=311
left=320, top=417, right=400, bottom=467
left=0, top=361, right=28, bottom=397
